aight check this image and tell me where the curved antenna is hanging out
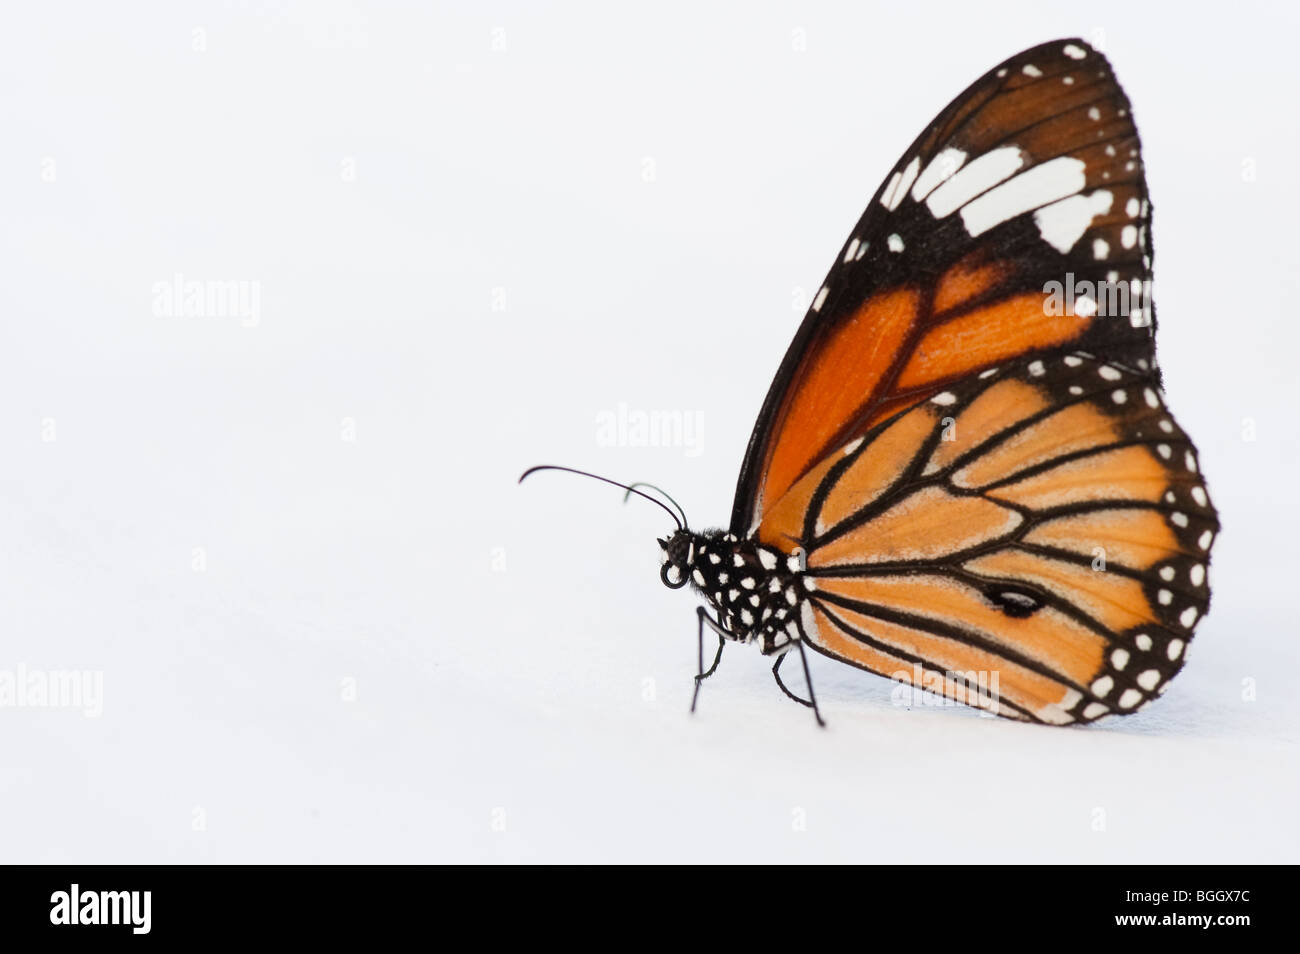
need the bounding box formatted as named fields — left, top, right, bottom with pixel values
left=620, top=482, right=688, bottom=530
left=518, top=465, right=685, bottom=531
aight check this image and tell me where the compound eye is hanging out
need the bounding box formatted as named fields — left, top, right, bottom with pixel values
left=660, top=562, right=687, bottom=589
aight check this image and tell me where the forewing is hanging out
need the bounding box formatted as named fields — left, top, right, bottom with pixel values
left=733, top=39, right=1156, bottom=537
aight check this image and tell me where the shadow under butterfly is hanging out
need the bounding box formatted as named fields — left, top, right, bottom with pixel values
left=522, top=38, right=1219, bottom=728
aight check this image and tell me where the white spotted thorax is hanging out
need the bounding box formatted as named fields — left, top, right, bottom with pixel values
left=660, top=529, right=808, bottom=655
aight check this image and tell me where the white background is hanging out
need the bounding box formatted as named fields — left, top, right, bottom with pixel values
left=1, top=1, right=1296, bottom=863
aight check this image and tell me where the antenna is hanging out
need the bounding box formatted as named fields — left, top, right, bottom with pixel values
left=518, top=465, right=685, bottom=531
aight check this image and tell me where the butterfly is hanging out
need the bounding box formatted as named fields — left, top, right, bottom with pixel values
left=522, top=38, right=1218, bottom=726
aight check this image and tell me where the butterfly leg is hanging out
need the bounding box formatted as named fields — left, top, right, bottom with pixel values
left=691, top=606, right=727, bottom=714
left=772, top=641, right=826, bottom=728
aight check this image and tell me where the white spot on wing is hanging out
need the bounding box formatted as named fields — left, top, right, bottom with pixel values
left=911, top=148, right=968, bottom=202
left=811, top=286, right=828, bottom=312
left=1034, top=189, right=1113, bottom=253
left=961, top=157, right=1088, bottom=238
left=926, top=146, right=1026, bottom=218
left=880, top=155, right=921, bottom=211
left=880, top=171, right=903, bottom=210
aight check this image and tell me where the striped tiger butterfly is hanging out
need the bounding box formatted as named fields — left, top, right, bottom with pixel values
left=522, top=39, right=1217, bottom=726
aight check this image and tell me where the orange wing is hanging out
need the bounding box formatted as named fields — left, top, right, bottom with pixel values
left=781, top=353, right=1217, bottom=724
left=732, top=39, right=1156, bottom=538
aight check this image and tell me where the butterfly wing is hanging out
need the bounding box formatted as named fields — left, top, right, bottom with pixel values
left=776, top=353, right=1216, bottom=724
left=733, top=39, right=1156, bottom=540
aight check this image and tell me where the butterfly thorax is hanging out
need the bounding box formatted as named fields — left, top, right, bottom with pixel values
left=659, top=528, right=806, bottom=655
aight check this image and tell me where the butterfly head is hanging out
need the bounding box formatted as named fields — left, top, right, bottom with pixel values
left=658, top=529, right=697, bottom=589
